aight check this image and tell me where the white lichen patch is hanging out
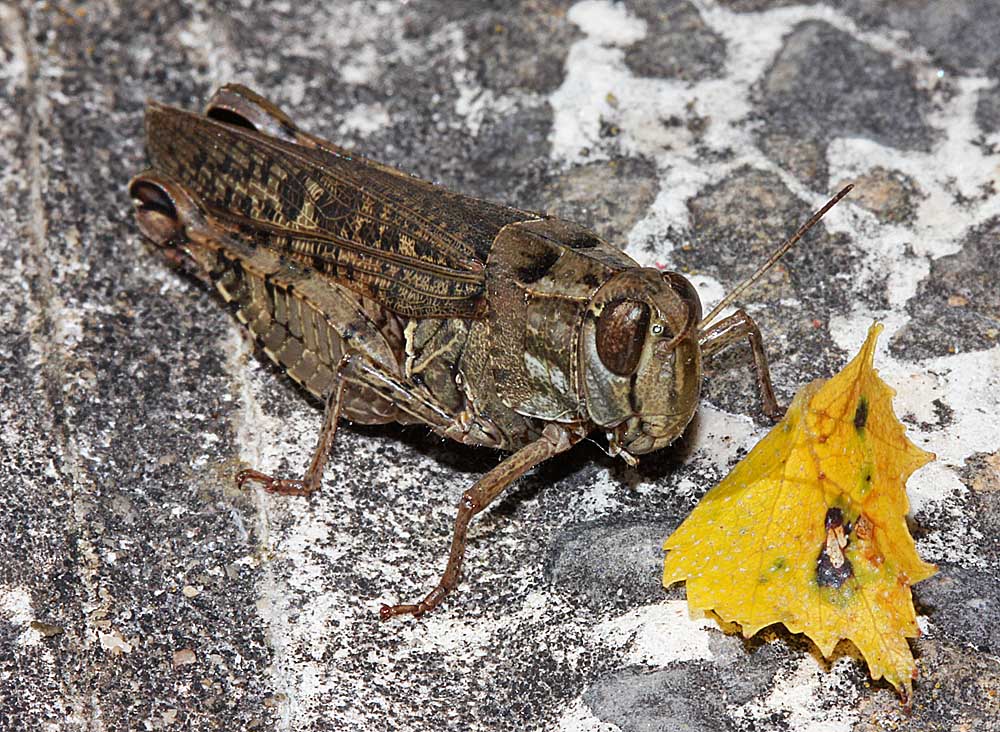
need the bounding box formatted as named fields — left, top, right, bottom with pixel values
left=595, top=601, right=716, bottom=667
left=0, top=585, right=40, bottom=648
left=731, top=655, right=861, bottom=732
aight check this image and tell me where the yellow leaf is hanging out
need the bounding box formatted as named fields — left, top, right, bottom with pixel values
left=663, top=323, right=936, bottom=699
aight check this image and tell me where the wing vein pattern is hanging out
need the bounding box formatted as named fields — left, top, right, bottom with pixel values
left=145, top=104, right=540, bottom=318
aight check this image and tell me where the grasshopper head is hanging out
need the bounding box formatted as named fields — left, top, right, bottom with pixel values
left=579, top=268, right=703, bottom=464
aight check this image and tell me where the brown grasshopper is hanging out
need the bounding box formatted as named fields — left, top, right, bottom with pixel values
left=129, top=84, right=851, bottom=619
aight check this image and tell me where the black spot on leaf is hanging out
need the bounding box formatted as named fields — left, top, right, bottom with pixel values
left=816, top=552, right=853, bottom=589
left=854, top=396, right=868, bottom=432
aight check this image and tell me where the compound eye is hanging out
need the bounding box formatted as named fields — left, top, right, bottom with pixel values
left=596, top=299, right=650, bottom=376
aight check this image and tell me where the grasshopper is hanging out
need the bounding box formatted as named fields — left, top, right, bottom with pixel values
left=130, top=85, right=851, bottom=619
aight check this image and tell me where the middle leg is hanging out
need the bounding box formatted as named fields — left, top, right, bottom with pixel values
left=380, top=423, right=584, bottom=620
left=237, top=352, right=467, bottom=496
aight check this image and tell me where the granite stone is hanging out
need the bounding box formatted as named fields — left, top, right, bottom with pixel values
left=891, top=216, right=1000, bottom=360
left=842, top=0, right=1000, bottom=75
left=624, top=1, right=726, bottom=82
left=756, top=21, right=935, bottom=186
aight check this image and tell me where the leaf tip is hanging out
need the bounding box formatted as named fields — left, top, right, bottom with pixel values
left=860, top=321, right=884, bottom=366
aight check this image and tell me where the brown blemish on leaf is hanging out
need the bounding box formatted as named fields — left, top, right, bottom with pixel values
left=817, top=507, right=853, bottom=588
left=854, top=513, right=874, bottom=541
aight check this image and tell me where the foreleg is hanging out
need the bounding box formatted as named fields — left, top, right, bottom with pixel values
left=699, top=309, right=782, bottom=420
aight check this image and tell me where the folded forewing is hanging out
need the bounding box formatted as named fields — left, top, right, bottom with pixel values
left=145, top=103, right=538, bottom=318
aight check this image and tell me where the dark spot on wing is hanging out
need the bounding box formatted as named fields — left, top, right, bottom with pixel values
left=238, top=193, right=254, bottom=217
left=278, top=174, right=305, bottom=221
left=566, top=232, right=600, bottom=248
left=413, top=237, right=436, bottom=259
left=261, top=200, right=277, bottom=223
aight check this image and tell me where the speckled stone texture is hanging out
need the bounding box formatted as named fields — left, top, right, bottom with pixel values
left=2, top=1, right=998, bottom=731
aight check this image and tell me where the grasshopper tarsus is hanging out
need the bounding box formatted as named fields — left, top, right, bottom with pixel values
left=236, top=468, right=316, bottom=497
left=766, top=404, right=787, bottom=422
left=379, top=602, right=423, bottom=622
left=380, top=586, right=448, bottom=621
left=235, top=384, right=344, bottom=497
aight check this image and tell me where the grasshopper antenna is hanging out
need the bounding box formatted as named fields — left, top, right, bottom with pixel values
left=698, top=184, right=854, bottom=331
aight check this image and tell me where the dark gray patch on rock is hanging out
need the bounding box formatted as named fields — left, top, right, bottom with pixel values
left=842, top=0, right=1000, bottom=76
left=976, top=81, right=1000, bottom=134
left=539, top=156, right=660, bottom=245
left=461, top=5, right=578, bottom=95
left=917, top=566, right=1000, bottom=655
left=706, top=632, right=810, bottom=704
left=544, top=519, right=669, bottom=610
left=756, top=21, right=935, bottom=186
left=624, top=1, right=727, bottom=82
left=584, top=648, right=787, bottom=732
left=676, top=167, right=877, bottom=416
left=584, top=665, right=736, bottom=732
left=891, top=217, right=1000, bottom=360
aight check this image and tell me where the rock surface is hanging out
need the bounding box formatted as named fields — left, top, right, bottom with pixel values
left=2, top=1, right=998, bottom=730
